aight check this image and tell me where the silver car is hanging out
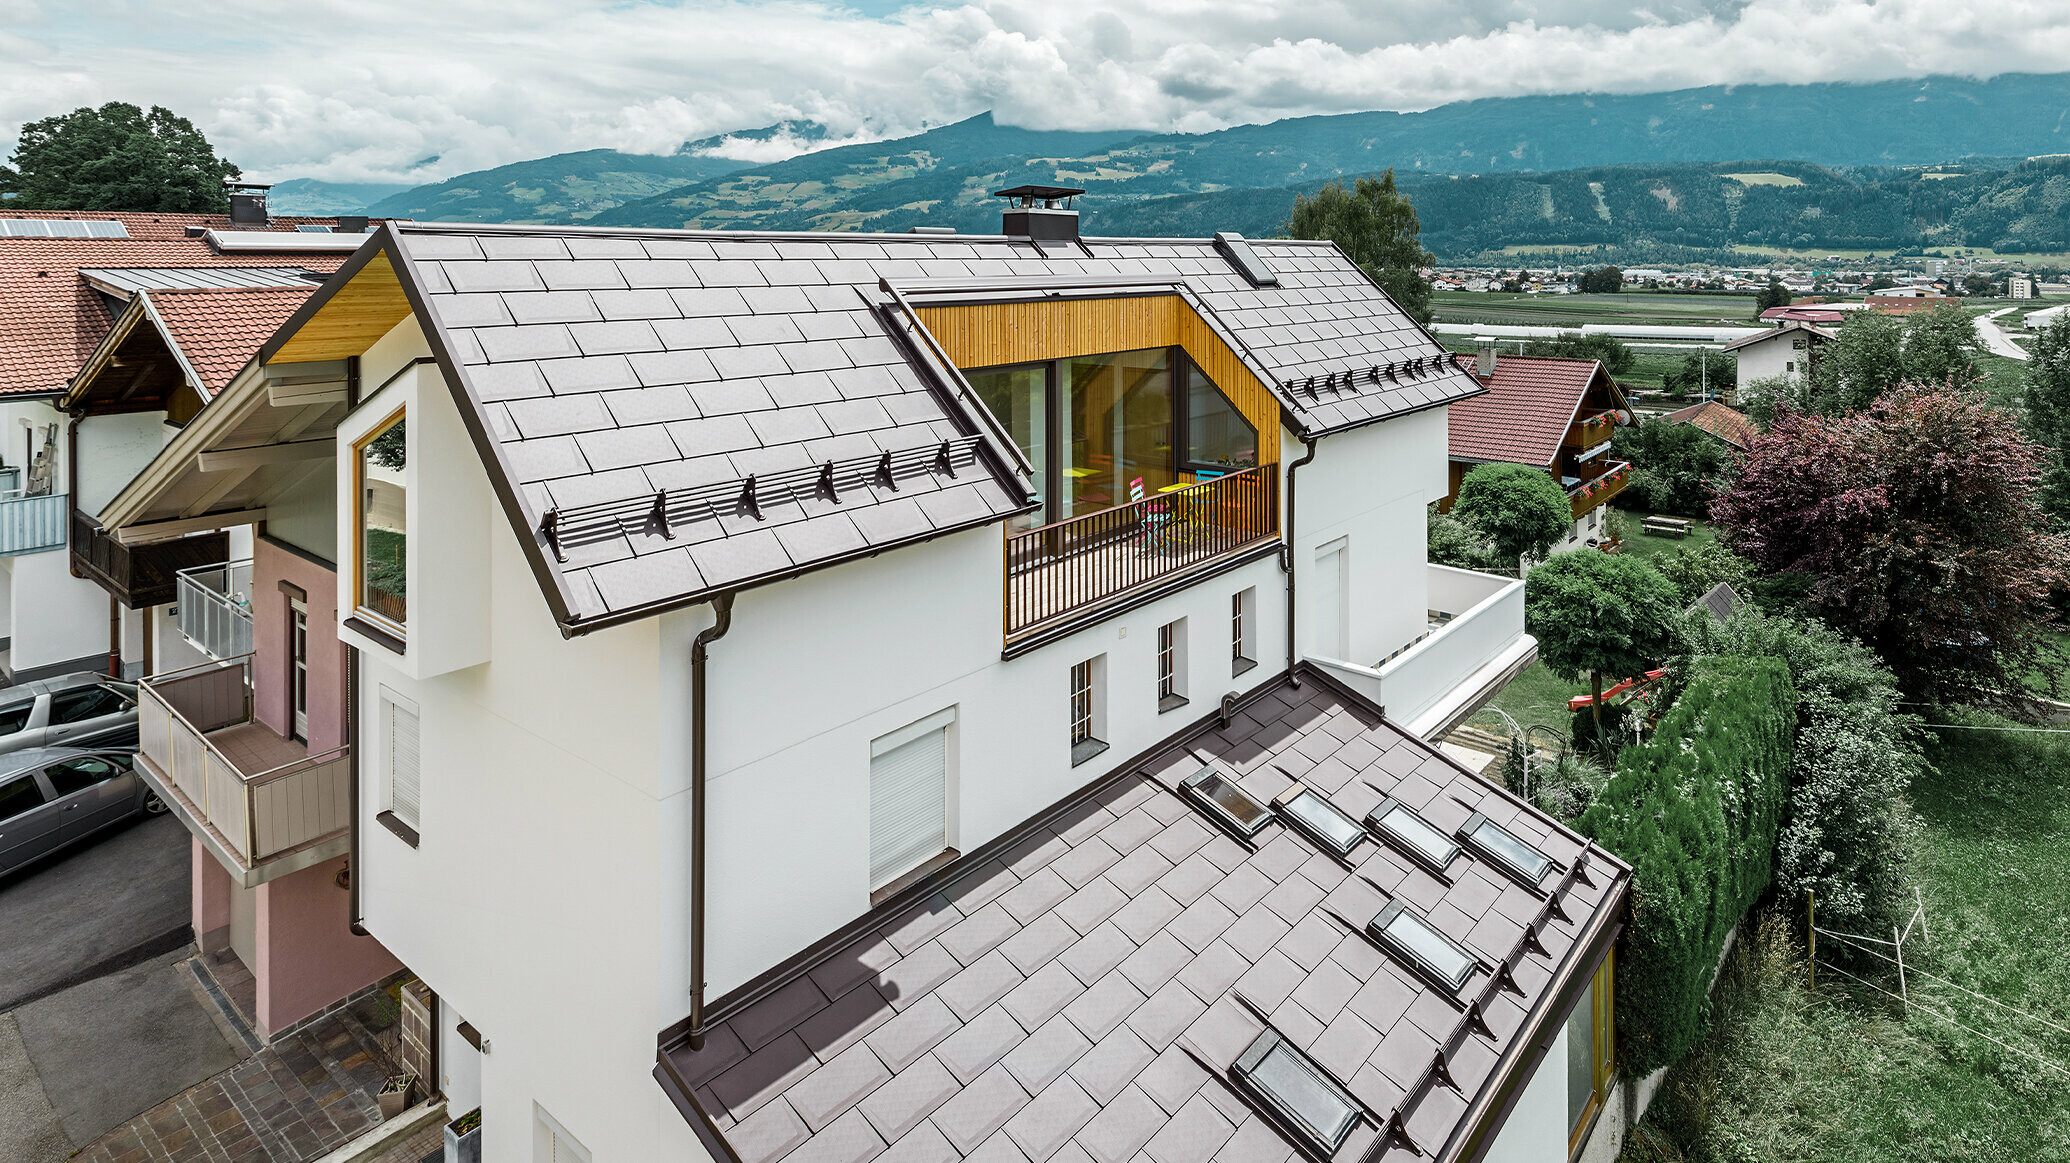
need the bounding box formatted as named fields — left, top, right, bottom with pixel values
left=0, top=673, right=139, bottom=758
left=0, top=748, right=164, bottom=878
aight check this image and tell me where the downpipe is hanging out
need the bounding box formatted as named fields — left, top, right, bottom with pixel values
left=687, top=592, right=736, bottom=1051
left=348, top=646, right=367, bottom=935
left=1282, top=436, right=1318, bottom=686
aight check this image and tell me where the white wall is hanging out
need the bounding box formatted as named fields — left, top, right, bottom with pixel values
left=1733, top=332, right=1805, bottom=393
left=76, top=412, right=173, bottom=516
left=11, top=549, right=107, bottom=674
left=1484, top=1023, right=1574, bottom=1163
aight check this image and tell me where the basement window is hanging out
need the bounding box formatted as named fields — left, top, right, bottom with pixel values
left=1231, top=1028, right=1361, bottom=1156
left=1181, top=765, right=1272, bottom=838
left=1369, top=900, right=1477, bottom=994
left=1366, top=797, right=1460, bottom=875
left=1460, top=812, right=1555, bottom=888
left=1275, top=784, right=1365, bottom=859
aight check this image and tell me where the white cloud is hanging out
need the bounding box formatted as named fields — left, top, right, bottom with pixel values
left=0, top=0, right=2065, bottom=184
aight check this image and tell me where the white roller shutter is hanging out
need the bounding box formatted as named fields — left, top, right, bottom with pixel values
left=870, top=709, right=953, bottom=889
left=387, top=695, right=421, bottom=830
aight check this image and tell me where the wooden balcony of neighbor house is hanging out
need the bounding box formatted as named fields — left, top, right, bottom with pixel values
left=1006, top=464, right=1279, bottom=641
left=1564, top=411, right=1617, bottom=451
left=1567, top=461, right=1631, bottom=519
left=176, top=561, right=255, bottom=661
left=135, top=654, right=349, bottom=887
left=0, top=489, right=69, bottom=557
left=72, top=510, right=230, bottom=608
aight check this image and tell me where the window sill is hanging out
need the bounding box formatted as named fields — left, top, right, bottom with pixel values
left=1070, top=737, right=1110, bottom=767
left=376, top=810, right=419, bottom=848
left=344, top=616, right=406, bottom=656
left=870, top=848, right=961, bottom=908
left=1232, top=656, right=1257, bottom=677
left=1158, top=693, right=1190, bottom=715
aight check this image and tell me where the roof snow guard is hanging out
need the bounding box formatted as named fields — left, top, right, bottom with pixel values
left=336, top=222, right=1479, bottom=634
left=656, top=670, right=1631, bottom=1163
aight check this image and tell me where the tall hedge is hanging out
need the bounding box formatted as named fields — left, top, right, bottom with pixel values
left=1577, top=654, right=1796, bottom=1075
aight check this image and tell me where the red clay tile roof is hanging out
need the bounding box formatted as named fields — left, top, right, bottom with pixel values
left=0, top=211, right=350, bottom=397
left=1662, top=400, right=1758, bottom=449
left=1449, top=355, right=1604, bottom=467
left=144, top=287, right=318, bottom=397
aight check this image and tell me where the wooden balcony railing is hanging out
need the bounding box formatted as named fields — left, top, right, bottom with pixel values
left=1565, top=412, right=1616, bottom=450
left=1006, top=465, right=1278, bottom=638
left=137, top=654, right=349, bottom=870
left=1570, top=462, right=1631, bottom=518
left=72, top=510, right=229, bottom=608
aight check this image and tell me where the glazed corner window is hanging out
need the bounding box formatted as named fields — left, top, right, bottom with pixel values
left=356, top=411, right=408, bottom=628
left=1567, top=953, right=1616, bottom=1149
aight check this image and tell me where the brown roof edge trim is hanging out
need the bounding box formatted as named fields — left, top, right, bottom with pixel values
left=1305, top=382, right=1487, bottom=441
left=255, top=228, right=397, bottom=368
left=656, top=667, right=1294, bottom=1050
left=59, top=295, right=154, bottom=412
left=381, top=235, right=584, bottom=633
left=653, top=1062, right=747, bottom=1163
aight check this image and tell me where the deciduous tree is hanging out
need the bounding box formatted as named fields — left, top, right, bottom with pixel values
left=2026, top=315, right=2070, bottom=528
left=1, top=103, right=239, bottom=213
left=1287, top=171, right=1434, bottom=324
left=1526, top=551, right=1685, bottom=746
left=1453, top=463, right=1572, bottom=575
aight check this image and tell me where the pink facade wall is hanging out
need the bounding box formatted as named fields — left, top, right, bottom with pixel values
left=250, top=537, right=348, bottom=754
left=255, top=854, right=402, bottom=1036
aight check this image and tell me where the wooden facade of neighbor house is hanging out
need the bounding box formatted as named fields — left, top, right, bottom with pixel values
left=1440, top=353, right=1635, bottom=553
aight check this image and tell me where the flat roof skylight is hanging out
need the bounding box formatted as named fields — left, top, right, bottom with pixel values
left=1368, top=900, right=1477, bottom=993
left=1182, top=765, right=1272, bottom=837
left=1367, top=798, right=1460, bottom=874
left=1276, top=785, right=1365, bottom=858
left=1232, top=1028, right=1362, bottom=1155
left=1461, top=812, right=1555, bottom=887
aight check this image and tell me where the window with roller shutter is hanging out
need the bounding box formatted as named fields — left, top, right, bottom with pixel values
left=869, top=708, right=954, bottom=891
left=385, top=691, right=421, bottom=832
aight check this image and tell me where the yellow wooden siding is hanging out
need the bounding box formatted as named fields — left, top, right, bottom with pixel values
left=272, top=253, right=415, bottom=364
left=915, top=296, right=1280, bottom=465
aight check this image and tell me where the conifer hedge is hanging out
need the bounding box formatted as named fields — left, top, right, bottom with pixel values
left=1577, top=654, right=1796, bottom=1076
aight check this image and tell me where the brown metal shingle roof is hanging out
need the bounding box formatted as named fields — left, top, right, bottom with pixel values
left=659, top=672, right=1630, bottom=1163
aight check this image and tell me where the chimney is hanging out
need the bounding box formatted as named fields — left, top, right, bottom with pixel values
left=1475, top=336, right=1498, bottom=379
left=993, top=184, right=1084, bottom=243
left=225, top=180, right=271, bottom=228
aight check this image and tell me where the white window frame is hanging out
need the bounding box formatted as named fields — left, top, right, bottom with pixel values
left=534, top=1104, right=591, bottom=1163
left=869, top=707, right=957, bottom=893
left=1157, top=618, right=1188, bottom=713
left=380, top=686, right=421, bottom=833
left=1233, top=587, right=1257, bottom=674
left=1069, top=654, right=1108, bottom=766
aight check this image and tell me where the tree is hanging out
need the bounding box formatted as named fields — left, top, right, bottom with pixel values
left=1711, top=385, right=2070, bottom=703
left=2026, top=315, right=2070, bottom=528
left=1518, top=331, right=1635, bottom=376
left=1753, top=280, right=1791, bottom=317
left=1426, top=505, right=1502, bottom=573
left=1661, top=351, right=1735, bottom=400
left=1452, top=463, right=1573, bottom=576
left=1610, top=417, right=1728, bottom=517
left=1286, top=171, right=1434, bottom=324
left=1526, top=552, right=1685, bottom=747
left=1901, top=303, right=1986, bottom=388
left=1811, top=309, right=1907, bottom=412
left=1577, top=266, right=1625, bottom=293
left=1961, top=273, right=1998, bottom=297
left=1652, top=540, right=1755, bottom=606
left=0, top=103, right=239, bottom=213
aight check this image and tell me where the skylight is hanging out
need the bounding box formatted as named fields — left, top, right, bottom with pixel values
left=1366, top=798, right=1460, bottom=874
left=1213, top=231, right=1279, bottom=288
left=1232, top=1028, right=1362, bottom=1155
left=1460, top=812, right=1556, bottom=887
left=1276, top=785, right=1365, bottom=858
left=1368, top=900, right=1477, bottom=993
left=1182, top=765, right=1272, bottom=837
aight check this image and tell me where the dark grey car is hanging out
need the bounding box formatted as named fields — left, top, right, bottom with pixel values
left=0, top=673, right=139, bottom=758
left=0, top=748, right=163, bottom=878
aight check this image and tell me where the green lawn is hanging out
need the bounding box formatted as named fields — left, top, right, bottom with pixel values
left=1624, top=711, right=2070, bottom=1162
left=1611, top=510, right=1718, bottom=562
left=1467, top=659, right=1582, bottom=739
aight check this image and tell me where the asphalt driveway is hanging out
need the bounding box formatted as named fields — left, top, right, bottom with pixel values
left=0, top=811, right=190, bottom=1011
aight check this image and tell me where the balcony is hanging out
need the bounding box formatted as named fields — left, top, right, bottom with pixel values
left=135, top=655, right=349, bottom=886
left=71, top=510, right=229, bottom=608
left=1308, top=564, right=1536, bottom=739
left=177, top=561, right=255, bottom=661
left=1565, top=411, right=1616, bottom=449
left=1005, top=465, right=1278, bottom=641
left=1568, top=462, right=1630, bottom=519
left=0, top=491, right=68, bottom=557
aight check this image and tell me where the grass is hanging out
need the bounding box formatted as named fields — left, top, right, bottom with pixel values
left=1469, top=659, right=1583, bottom=739
left=1609, top=510, right=1718, bottom=563
left=1623, top=711, right=2070, bottom=1162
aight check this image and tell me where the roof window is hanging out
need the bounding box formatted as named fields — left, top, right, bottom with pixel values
left=1366, top=798, right=1460, bottom=874
left=1275, top=784, right=1365, bottom=859
left=1231, top=1028, right=1362, bottom=1155
left=1181, top=764, right=1272, bottom=838
left=1368, top=900, right=1477, bottom=993
left=1213, top=232, right=1279, bottom=288
left=1460, top=812, right=1556, bottom=887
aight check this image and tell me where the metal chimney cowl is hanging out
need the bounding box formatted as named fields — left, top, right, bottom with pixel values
left=226, top=180, right=271, bottom=228
left=994, top=183, right=1085, bottom=242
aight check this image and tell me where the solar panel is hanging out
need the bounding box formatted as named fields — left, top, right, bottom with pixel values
left=45, top=220, right=88, bottom=238
left=4, top=219, right=49, bottom=237
left=0, top=219, right=130, bottom=239
left=296, top=224, right=334, bottom=233
left=86, top=220, right=130, bottom=238
left=1214, top=231, right=1279, bottom=287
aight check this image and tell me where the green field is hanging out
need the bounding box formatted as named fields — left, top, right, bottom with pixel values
left=1433, top=290, right=1763, bottom=330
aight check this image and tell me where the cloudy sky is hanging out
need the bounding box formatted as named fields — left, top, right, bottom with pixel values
left=5, top=0, right=2069, bottom=185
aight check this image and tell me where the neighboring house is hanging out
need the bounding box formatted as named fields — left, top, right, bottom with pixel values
left=1866, top=294, right=1954, bottom=315
left=1660, top=401, right=1758, bottom=451
left=1689, top=582, right=1746, bottom=623
left=1442, top=350, right=1634, bottom=553
left=99, top=201, right=1631, bottom=1163
left=0, top=198, right=365, bottom=683
left=2009, top=274, right=2035, bottom=300
left=1757, top=306, right=1847, bottom=326
left=1720, top=321, right=1833, bottom=402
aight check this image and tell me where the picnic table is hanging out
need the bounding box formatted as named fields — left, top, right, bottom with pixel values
left=1641, top=514, right=1692, bottom=538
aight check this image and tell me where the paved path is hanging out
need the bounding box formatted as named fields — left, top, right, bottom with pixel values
left=0, top=811, right=189, bottom=1011
left=1979, top=306, right=2031, bottom=360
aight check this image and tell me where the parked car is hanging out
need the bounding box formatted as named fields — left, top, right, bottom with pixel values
left=0, top=673, right=139, bottom=758
left=0, top=748, right=164, bottom=877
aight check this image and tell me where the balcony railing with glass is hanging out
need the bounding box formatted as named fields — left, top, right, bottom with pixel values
left=177, top=561, right=254, bottom=661
left=0, top=489, right=68, bottom=557
left=136, top=654, right=349, bottom=880
left=1005, top=465, right=1278, bottom=639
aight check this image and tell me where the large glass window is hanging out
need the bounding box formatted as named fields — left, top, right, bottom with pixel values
left=357, top=411, right=408, bottom=627
left=967, top=364, right=1049, bottom=532
left=1568, top=953, right=1616, bottom=1150
left=1184, top=362, right=1258, bottom=471
left=1064, top=348, right=1173, bottom=519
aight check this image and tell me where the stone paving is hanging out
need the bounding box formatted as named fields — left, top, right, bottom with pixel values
left=75, top=980, right=406, bottom=1163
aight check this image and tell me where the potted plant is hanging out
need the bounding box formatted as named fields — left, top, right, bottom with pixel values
left=377, top=1073, right=416, bottom=1120
left=445, top=1107, right=482, bottom=1163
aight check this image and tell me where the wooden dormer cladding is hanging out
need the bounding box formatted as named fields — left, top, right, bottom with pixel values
left=913, top=294, right=1282, bottom=466
left=269, top=252, right=414, bottom=364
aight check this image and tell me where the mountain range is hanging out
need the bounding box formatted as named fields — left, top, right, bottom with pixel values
left=277, top=72, right=2070, bottom=259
